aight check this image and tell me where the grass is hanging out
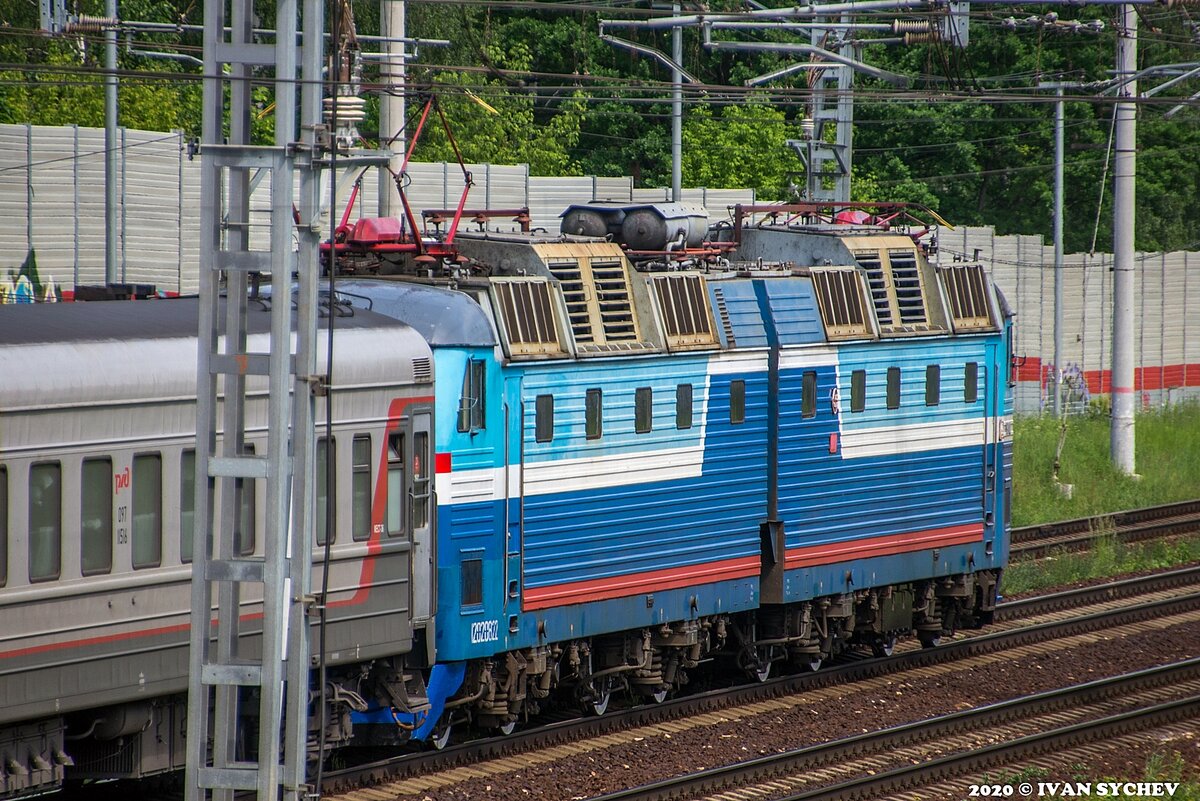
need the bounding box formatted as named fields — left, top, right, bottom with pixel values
left=1000, top=533, right=1200, bottom=596
left=1012, top=402, right=1200, bottom=527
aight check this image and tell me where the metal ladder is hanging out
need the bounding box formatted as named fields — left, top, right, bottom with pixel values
left=788, top=17, right=857, bottom=203
left=185, top=0, right=325, bottom=797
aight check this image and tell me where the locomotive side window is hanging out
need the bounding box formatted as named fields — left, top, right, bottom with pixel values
left=412, top=431, right=429, bottom=530
left=133, top=453, right=163, bottom=569
left=458, top=359, right=486, bottom=433
left=1, top=465, right=8, bottom=586
left=586, top=388, right=603, bottom=440
left=352, top=436, right=372, bottom=542
left=316, top=437, right=334, bottom=546
left=80, top=458, right=113, bottom=576
left=851, top=370, right=866, bottom=413
left=635, top=387, right=653, bottom=434
left=180, top=450, right=195, bottom=563
left=235, top=444, right=256, bottom=556
left=28, top=461, right=61, bottom=582
left=676, top=384, right=693, bottom=430
left=801, top=371, right=818, bottom=419
left=535, top=395, right=554, bottom=443
left=965, top=362, right=979, bottom=403
left=925, top=365, right=941, bottom=407
left=886, top=367, right=901, bottom=410
left=730, top=380, right=746, bottom=425
left=387, top=434, right=406, bottom=538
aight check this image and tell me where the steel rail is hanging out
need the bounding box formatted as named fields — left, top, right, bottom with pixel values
left=1012, top=498, right=1200, bottom=559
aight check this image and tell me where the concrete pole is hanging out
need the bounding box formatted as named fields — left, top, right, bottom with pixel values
left=1053, top=86, right=1064, bottom=418
left=104, top=0, right=118, bottom=284
left=378, top=0, right=405, bottom=216
left=671, top=1, right=682, bottom=202
left=1111, top=3, right=1137, bottom=473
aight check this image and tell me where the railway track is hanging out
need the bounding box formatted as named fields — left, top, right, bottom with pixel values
left=589, top=658, right=1200, bottom=801
left=1011, top=498, right=1200, bottom=559
left=319, top=568, right=1200, bottom=800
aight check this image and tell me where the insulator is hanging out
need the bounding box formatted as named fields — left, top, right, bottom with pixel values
left=891, top=19, right=931, bottom=34
left=65, top=14, right=118, bottom=34
left=323, top=95, right=366, bottom=123
left=904, top=31, right=942, bottom=45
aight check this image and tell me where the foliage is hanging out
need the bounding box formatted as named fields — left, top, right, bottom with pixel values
left=680, top=101, right=801, bottom=198
left=1011, top=403, right=1200, bottom=528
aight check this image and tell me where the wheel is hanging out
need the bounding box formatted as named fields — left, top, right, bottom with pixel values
left=429, top=721, right=452, bottom=751
left=806, top=656, right=823, bottom=672
left=497, top=719, right=517, bottom=736
left=589, top=687, right=611, bottom=716
left=872, top=635, right=897, bottom=658
left=753, top=660, right=772, bottom=683
left=648, top=687, right=669, bottom=704
left=919, top=631, right=941, bottom=649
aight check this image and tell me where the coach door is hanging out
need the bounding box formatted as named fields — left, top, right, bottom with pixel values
left=390, top=412, right=434, bottom=625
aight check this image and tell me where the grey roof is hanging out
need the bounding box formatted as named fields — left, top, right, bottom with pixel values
left=325, top=279, right=497, bottom=348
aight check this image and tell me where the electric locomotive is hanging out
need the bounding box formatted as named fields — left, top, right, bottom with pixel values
left=333, top=200, right=1015, bottom=745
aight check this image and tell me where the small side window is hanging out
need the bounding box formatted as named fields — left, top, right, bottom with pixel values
left=586, top=388, right=603, bottom=440
left=801, top=371, right=818, bottom=419
left=458, top=359, right=486, bottom=433
left=352, top=435, right=372, bottom=542
left=81, top=458, right=113, bottom=576
left=635, top=387, right=653, bottom=434
left=676, top=384, right=693, bottom=430
left=180, top=450, right=195, bottom=563
left=965, top=362, right=979, bottom=404
left=316, top=437, right=334, bottom=546
left=851, top=370, right=866, bottom=413
left=925, top=365, right=941, bottom=407
left=886, top=367, right=901, bottom=410
left=0, top=465, right=7, bottom=586
left=133, top=453, right=163, bottom=569
left=387, top=433, right=406, bottom=538
left=29, top=461, right=62, bottom=582
left=730, top=380, right=746, bottom=425
left=535, top=395, right=555, bottom=443
left=461, top=557, right=483, bottom=606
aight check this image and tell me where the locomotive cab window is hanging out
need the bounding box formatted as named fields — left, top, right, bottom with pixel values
left=886, top=367, right=901, bottom=410
left=635, top=387, right=653, bottom=434
left=81, top=458, right=113, bottom=576
left=586, top=388, right=603, bottom=440
left=925, top=365, right=941, bottom=407
left=387, top=433, right=406, bottom=537
left=133, top=453, right=163, bottom=569
left=730, top=380, right=746, bottom=425
left=0, top=465, right=6, bottom=586
left=352, top=435, right=372, bottom=542
left=851, top=370, right=866, bottom=413
left=29, top=461, right=61, bottom=582
left=965, top=362, right=979, bottom=403
left=535, top=395, right=554, bottom=443
left=801, top=371, right=818, bottom=418
left=676, top=384, right=693, bottom=430
left=458, top=359, right=486, bottom=433
left=180, top=450, right=195, bottom=563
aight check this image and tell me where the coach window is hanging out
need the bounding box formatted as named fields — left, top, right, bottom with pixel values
left=133, top=453, right=163, bottom=569
left=801, top=371, right=818, bottom=419
left=676, top=384, right=693, bottom=430
left=458, top=359, right=486, bottom=433
left=730, top=380, right=746, bottom=425
left=851, top=370, right=866, bottom=413
left=387, top=433, right=406, bottom=538
left=586, top=388, right=603, bottom=440
left=412, top=431, right=430, bottom=530
left=317, top=437, right=334, bottom=546
left=886, top=367, right=901, bottom=410
left=29, top=461, right=61, bottom=582
left=965, top=362, right=979, bottom=403
left=235, top=444, right=256, bottom=556
left=81, top=458, right=113, bottom=575
left=1, top=465, right=8, bottom=586
left=925, top=365, right=941, bottom=407
left=352, top=435, right=372, bottom=542
left=535, top=395, right=554, bottom=443
left=635, top=387, right=653, bottom=434
left=180, top=450, right=195, bottom=563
